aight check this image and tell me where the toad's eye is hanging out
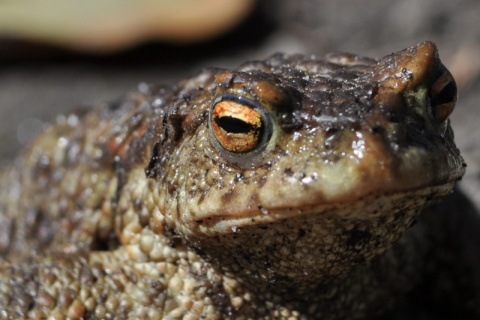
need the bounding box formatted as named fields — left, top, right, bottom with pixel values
left=431, top=66, right=457, bottom=123
left=210, top=95, right=272, bottom=154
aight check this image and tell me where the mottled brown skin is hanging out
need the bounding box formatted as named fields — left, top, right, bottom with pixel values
left=0, top=42, right=475, bottom=319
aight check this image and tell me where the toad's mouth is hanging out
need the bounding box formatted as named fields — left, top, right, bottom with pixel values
left=189, top=182, right=456, bottom=236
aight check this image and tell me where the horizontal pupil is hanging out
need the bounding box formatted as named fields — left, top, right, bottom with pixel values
left=215, top=116, right=255, bottom=134
left=433, top=81, right=456, bottom=106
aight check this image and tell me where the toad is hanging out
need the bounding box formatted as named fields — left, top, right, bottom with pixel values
left=0, top=42, right=476, bottom=319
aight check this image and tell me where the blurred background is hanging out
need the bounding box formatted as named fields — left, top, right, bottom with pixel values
left=0, top=0, right=479, bottom=209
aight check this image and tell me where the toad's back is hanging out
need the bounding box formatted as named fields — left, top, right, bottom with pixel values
left=0, top=42, right=475, bottom=319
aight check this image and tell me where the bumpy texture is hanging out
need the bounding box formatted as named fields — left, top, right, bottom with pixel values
left=0, top=42, right=475, bottom=319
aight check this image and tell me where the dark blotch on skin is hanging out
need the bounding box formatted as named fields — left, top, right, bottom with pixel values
left=346, top=229, right=372, bottom=248
left=222, top=189, right=237, bottom=204
left=298, top=228, right=306, bottom=238
left=284, top=168, right=294, bottom=176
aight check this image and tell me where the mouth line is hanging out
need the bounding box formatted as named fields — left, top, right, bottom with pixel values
left=194, top=182, right=456, bottom=236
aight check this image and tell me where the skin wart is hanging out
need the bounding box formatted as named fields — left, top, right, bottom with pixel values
left=0, top=42, right=477, bottom=319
